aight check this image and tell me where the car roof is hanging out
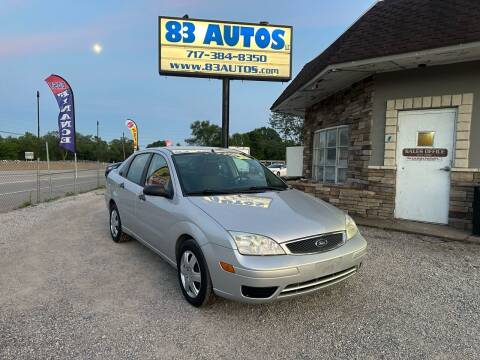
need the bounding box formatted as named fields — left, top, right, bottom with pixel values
left=146, top=146, right=243, bottom=155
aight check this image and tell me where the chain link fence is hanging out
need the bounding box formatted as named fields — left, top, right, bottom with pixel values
left=0, top=160, right=106, bottom=213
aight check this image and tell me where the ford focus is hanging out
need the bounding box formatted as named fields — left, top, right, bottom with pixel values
left=105, top=147, right=367, bottom=307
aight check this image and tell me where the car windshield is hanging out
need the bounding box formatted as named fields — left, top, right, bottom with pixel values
left=172, top=151, right=288, bottom=196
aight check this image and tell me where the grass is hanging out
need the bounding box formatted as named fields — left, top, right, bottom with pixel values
left=11, top=186, right=105, bottom=212
left=18, top=201, right=32, bottom=209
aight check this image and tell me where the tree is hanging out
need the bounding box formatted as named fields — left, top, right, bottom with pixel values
left=185, top=121, right=221, bottom=147
left=268, top=111, right=304, bottom=145
left=230, top=132, right=248, bottom=147
left=243, top=127, right=286, bottom=160
left=184, top=119, right=290, bottom=160
left=146, top=140, right=166, bottom=148
left=0, top=131, right=134, bottom=162
left=108, top=138, right=134, bottom=162
left=230, top=127, right=288, bottom=160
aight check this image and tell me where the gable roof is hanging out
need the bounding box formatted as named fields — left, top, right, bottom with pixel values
left=272, top=0, right=480, bottom=111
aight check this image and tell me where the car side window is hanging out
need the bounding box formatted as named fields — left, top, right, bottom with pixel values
left=126, top=153, right=150, bottom=185
left=118, top=158, right=132, bottom=177
left=145, top=154, right=173, bottom=192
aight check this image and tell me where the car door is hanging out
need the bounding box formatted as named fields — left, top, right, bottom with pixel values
left=119, top=152, right=151, bottom=234
left=135, top=153, right=178, bottom=259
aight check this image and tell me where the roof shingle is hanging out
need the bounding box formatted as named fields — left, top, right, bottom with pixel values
left=272, top=0, right=480, bottom=110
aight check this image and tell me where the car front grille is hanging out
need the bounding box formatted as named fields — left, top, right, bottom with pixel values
left=279, top=266, right=357, bottom=298
left=285, top=232, right=345, bottom=254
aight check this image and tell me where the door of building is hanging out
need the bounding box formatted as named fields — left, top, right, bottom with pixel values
left=395, top=108, right=456, bottom=224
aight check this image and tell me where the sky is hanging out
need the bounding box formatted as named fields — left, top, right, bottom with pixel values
left=0, top=0, right=373, bottom=147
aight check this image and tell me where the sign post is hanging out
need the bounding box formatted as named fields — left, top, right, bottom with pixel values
left=96, top=120, right=100, bottom=188
left=36, top=91, right=40, bottom=203
left=158, top=17, right=292, bottom=147
left=46, top=141, right=52, bottom=199
left=222, top=78, right=230, bottom=147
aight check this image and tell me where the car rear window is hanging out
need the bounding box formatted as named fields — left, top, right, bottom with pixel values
left=126, top=153, right=150, bottom=185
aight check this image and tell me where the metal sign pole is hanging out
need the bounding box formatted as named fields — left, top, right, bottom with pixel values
left=221, top=78, right=230, bottom=148
left=96, top=120, right=100, bottom=188
left=122, top=132, right=126, bottom=160
left=36, top=91, right=40, bottom=204
left=46, top=141, right=52, bottom=199
left=74, top=152, right=78, bottom=194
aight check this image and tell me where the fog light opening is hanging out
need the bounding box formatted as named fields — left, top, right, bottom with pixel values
left=220, top=261, right=235, bottom=273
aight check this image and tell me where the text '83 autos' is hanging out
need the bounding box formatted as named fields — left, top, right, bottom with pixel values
left=105, top=147, right=367, bottom=306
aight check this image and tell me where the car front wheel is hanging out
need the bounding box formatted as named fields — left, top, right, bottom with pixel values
left=177, top=239, right=214, bottom=307
left=109, top=203, right=129, bottom=243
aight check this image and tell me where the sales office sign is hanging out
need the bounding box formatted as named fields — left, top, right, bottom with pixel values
left=159, top=17, right=292, bottom=81
left=402, top=148, right=448, bottom=160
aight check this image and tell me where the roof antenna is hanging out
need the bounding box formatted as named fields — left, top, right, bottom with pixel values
left=183, top=14, right=189, bottom=19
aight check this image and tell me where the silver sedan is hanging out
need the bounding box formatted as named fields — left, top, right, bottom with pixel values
left=105, top=147, right=367, bottom=306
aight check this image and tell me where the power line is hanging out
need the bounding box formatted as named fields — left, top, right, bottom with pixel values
left=0, top=130, right=24, bottom=136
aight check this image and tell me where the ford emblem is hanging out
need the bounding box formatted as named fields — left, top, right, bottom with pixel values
left=315, top=239, right=328, bottom=247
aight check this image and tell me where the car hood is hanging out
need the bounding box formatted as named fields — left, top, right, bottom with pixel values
left=188, top=189, right=346, bottom=243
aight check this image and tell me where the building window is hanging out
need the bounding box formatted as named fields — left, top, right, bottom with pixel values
left=312, top=126, right=349, bottom=183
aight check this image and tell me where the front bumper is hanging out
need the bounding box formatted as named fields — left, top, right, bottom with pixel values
left=202, top=232, right=367, bottom=303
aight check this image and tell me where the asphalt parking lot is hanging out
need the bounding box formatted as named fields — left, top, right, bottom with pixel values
left=1, top=191, right=479, bottom=359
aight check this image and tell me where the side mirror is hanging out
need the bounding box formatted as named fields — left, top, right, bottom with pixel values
left=143, top=184, right=173, bottom=199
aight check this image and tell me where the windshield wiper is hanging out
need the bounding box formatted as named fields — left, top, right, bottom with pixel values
left=186, top=189, right=238, bottom=196
left=243, top=186, right=288, bottom=192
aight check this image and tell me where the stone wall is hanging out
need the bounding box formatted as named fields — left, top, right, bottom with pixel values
left=449, top=171, right=480, bottom=230
left=298, top=76, right=397, bottom=220
left=303, top=77, right=374, bottom=187
left=290, top=168, right=395, bottom=219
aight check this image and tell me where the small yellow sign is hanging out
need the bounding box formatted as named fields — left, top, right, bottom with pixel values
left=159, top=17, right=292, bottom=81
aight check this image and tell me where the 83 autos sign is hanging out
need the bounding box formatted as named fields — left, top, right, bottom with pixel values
left=159, top=17, right=292, bottom=81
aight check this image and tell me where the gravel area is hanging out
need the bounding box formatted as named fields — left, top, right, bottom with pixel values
left=1, top=191, right=479, bottom=359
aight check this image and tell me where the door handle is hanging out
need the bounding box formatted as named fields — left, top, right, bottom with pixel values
left=440, top=166, right=451, bottom=172
left=119, top=182, right=125, bottom=189
left=138, top=193, right=146, bottom=201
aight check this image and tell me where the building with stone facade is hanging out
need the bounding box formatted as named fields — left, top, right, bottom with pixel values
left=271, top=0, right=480, bottom=230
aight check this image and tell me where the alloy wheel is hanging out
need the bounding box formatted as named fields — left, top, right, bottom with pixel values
left=110, top=209, right=119, bottom=238
left=180, top=250, right=202, bottom=298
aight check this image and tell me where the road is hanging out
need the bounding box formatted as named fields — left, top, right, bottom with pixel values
left=0, top=169, right=104, bottom=212
left=0, top=191, right=479, bottom=359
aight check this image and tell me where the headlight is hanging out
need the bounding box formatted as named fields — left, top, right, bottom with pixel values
left=229, top=231, right=285, bottom=256
left=345, top=214, right=358, bottom=240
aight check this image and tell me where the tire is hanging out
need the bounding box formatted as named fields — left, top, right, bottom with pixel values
left=177, top=239, right=215, bottom=307
left=277, top=171, right=281, bottom=176
left=109, top=203, right=129, bottom=243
